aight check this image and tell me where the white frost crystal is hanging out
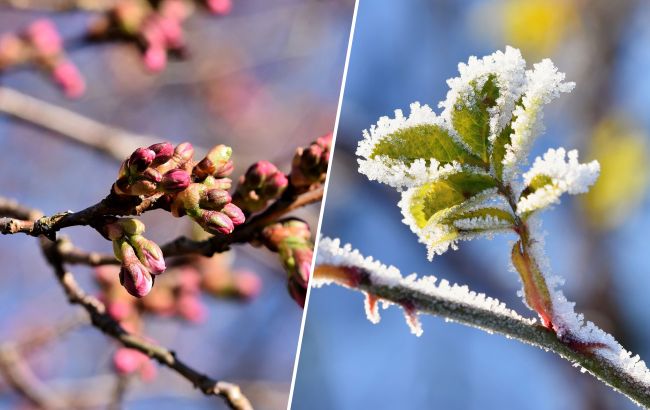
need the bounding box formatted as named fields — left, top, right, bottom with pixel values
left=439, top=46, right=527, bottom=146
left=356, top=102, right=462, bottom=190
left=502, top=59, right=575, bottom=183
left=517, top=148, right=600, bottom=214
left=315, top=237, right=534, bottom=336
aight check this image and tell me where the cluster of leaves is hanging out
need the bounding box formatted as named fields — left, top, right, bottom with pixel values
left=357, top=47, right=598, bottom=261
left=356, top=47, right=599, bottom=328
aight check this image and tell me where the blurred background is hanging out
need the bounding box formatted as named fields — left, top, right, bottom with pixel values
left=0, top=0, right=354, bottom=409
left=293, top=0, right=650, bottom=409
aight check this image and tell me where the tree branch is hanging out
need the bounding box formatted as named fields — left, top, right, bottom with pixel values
left=313, top=243, right=650, bottom=409
left=39, top=236, right=253, bottom=410
left=0, top=87, right=161, bottom=162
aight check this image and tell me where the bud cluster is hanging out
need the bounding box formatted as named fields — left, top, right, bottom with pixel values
left=233, top=160, right=288, bottom=213
left=105, top=218, right=166, bottom=298
left=88, top=0, right=232, bottom=73
left=115, top=142, right=246, bottom=237
left=167, top=144, right=245, bottom=235
left=261, top=219, right=313, bottom=308
left=114, top=141, right=192, bottom=196
left=0, top=19, right=85, bottom=98
left=290, top=132, right=332, bottom=190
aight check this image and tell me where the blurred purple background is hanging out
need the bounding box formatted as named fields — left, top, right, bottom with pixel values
left=0, top=0, right=354, bottom=409
left=294, top=0, right=650, bottom=409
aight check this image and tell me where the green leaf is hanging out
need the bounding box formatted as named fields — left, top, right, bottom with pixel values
left=491, top=97, right=522, bottom=180
left=520, top=174, right=554, bottom=200
left=451, top=74, right=499, bottom=163
left=370, top=124, right=482, bottom=167
left=407, top=172, right=498, bottom=229
left=440, top=207, right=515, bottom=228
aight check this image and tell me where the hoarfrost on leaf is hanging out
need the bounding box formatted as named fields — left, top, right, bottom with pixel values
left=517, top=148, right=600, bottom=214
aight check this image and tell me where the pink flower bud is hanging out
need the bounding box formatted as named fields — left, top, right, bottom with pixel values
left=207, top=0, right=232, bottom=15
left=130, top=235, right=166, bottom=275
left=119, top=262, right=154, bottom=298
left=177, top=294, right=206, bottom=323
left=128, top=148, right=156, bottom=173
left=144, top=45, right=167, bottom=72
left=246, top=160, right=278, bottom=187
left=287, top=276, right=306, bottom=308
left=148, top=142, right=174, bottom=166
left=293, top=247, right=313, bottom=286
left=261, top=172, right=288, bottom=197
left=202, top=189, right=231, bottom=209
left=107, top=301, right=133, bottom=321
left=233, top=270, right=262, bottom=300
left=161, top=169, right=190, bottom=193
left=158, top=16, right=184, bottom=49
left=173, top=142, right=194, bottom=165
left=117, top=218, right=146, bottom=236
left=221, top=203, right=245, bottom=226
left=113, top=348, right=144, bottom=374
left=27, top=19, right=62, bottom=56
left=198, top=210, right=234, bottom=235
left=193, top=145, right=232, bottom=180
left=52, top=61, right=85, bottom=98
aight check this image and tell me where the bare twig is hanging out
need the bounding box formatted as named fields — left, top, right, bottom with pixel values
left=0, top=343, right=68, bottom=409
left=0, top=87, right=160, bottom=161
left=39, top=236, right=253, bottom=410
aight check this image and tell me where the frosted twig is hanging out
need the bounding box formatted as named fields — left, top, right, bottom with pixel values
left=314, top=238, right=650, bottom=408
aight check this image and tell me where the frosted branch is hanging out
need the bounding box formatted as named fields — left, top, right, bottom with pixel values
left=313, top=237, right=650, bottom=408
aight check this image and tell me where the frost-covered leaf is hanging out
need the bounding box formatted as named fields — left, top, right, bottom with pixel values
left=451, top=74, right=499, bottom=162
left=357, top=103, right=478, bottom=190
left=404, top=172, right=498, bottom=229
left=441, top=207, right=515, bottom=230
left=517, top=148, right=599, bottom=215
left=369, top=124, right=476, bottom=166
left=501, top=59, right=575, bottom=183
left=440, top=47, right=527, bottom=160
left=399, top=172, right=506, bottom=259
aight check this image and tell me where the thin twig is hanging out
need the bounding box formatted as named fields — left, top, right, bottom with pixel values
left=314, top=264, right=650, bottom=408
left=0, top=343, right=68, bottom=409
left=0, top=87, right=160, bottom=161
left=39, top=236, right=253, bottom=410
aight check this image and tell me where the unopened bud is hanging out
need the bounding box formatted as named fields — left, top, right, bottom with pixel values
left=261, top=172, right=288, bottom=197
left=287, top=276, right=306, bottom=308
left=27, top=19, right=61, bottom=56
left=128, top=148, right=156, bottom=173
left=118, top=218, right=146, bottom=236
left=130, top=235, right=166, bottom=275
left=197, top=210, right=234, bottom=235
left=52, top=61, right=85, bottom=98
left=173, top=142, right=194, bottom=165
left=148, top=142, right=174, bottom=166
left=161, top=169, right=190, bottom=193
left=221, top=203, right=245, bottom=226
left=193, top=145, right=232, bottom=180
left=201, top=189, right=231, bottom=210
left=207, top=0, right=233, bottom=15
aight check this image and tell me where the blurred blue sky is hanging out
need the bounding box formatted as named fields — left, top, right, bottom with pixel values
left=293, top=0, right=650, bottom=409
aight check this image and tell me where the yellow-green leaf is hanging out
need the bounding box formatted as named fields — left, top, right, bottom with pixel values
left=452, top=74, right=499, bottom=163
left=370, top=124, right=482, bottom=167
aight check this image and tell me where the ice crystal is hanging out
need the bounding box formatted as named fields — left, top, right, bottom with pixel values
left=517, top=148, right=600, bottom=214
left=315, top=237, right=534, bottom=336
left=357, top=102, right=462, bottom=190
left=439, top=46, right=527, bottom=147
left=502, top=60, right=575, bottom=183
